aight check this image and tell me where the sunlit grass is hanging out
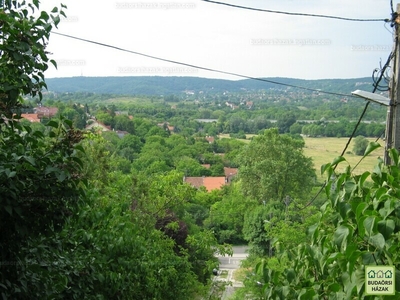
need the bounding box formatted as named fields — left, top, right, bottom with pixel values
left=219, top=134, right=384, bottom=179
left=303, top=136, right=384, bottom=179
left=232, top=268, right=251, bottom=282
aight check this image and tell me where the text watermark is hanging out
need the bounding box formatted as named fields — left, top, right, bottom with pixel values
left=251, top=38, right=331, bottom=46
left=56, top=59, right=86, bottom=67
left=351, top=45, right=391, bottom=52
left=117, top=66, right=198, bottom=74
left=115, top=2, right=196, bottom=9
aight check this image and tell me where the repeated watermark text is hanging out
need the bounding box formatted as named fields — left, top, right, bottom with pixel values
left=351, top=45, right=391, bottom=52
left=115, top=2, right=196, bottom=9
left=117, top=66, right=198, bottom=74
left=251, top=38, right=331, bottom=46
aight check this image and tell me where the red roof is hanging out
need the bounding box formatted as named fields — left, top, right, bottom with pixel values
left=203, top=177, right=226, bottom=191
left=184, top=176, right=226, bottom=191
left=184, top=177, right=204, bottom=189
left=224, top=167, right=238, bottom=177
left=224, top=167, right=238, bottom=183
left=34, top=106, right=58, bottom=118
left=205, top=136, right=215, bottom=143
left=21, top=114, right=41, bottom=123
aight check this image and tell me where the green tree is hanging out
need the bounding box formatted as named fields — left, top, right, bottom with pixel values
left=236, top=128, right=316, bottom=204
left=353, top=135, right=369, bottom=156
left=0, top=117, right=85, bottom=297
left=205, top=183, right=256, bottom=244
left=175, top=157, right=210, bottom=176
left=0, top=0, right=65, bottom=116
left=242, top=201, right=284, bottom=256
left=276, top=112, right=296, bottom=134
left=118, top=134, right=143, bottom=153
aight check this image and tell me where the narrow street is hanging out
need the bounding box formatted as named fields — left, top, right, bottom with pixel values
left=215, top=246, right=249, bottom=299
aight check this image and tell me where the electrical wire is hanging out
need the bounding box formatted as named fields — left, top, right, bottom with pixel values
left=348, top=51, right=394, bottom=164
left=51, top=32, right=390, bottom=210
left=201, top=0, right=388, bottom=22
left=52, top=32, right=358, bottom=98
left=384, top=21, right=395, bottom=34
left=302, top=50, right=394, bottom=210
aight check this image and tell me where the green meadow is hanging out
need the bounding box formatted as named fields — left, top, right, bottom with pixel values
left=219, top=134, right=385, bottom=180
left=303, top=136, right=384, bottom=179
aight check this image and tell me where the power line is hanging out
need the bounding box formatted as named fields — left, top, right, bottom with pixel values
left=51, top=31, right=390, bottom=209
left=302, top=51, right=394, bottom=210
left=52, top=32, right=356, bottom=98
left=201, top=0, right=388, bottom=22
left=340, top=51, right=393, bottom=159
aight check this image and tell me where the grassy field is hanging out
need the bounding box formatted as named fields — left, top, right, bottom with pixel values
left=303, top=136, right=384, bottom=178
left=219, top=134, right=385, bottom=179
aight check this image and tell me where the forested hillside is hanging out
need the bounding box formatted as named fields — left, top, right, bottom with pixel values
left=45, top=76, right=374, bottom=96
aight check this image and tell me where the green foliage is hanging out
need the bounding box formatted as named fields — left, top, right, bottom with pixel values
left=243, top=202, right=285, bottom=257
left=205, top=183, right=256, bottom=244
left=237, top=128, right=316, bottom=203
left=249, top=148, right=400, bottom=299
left=186, top=230, right=232, bottom=284
left=175, top=157, right=211, bottom=176
left=11, top=178, right=201, bottom=299
left=264, top=203, right=320, bottom=251
left=0, top=117, right=85, bottom=297
left=0, top=0, right=65, bottom=116
left=353, top=135, right=370, bottom=156
left=1, top=2, right=238, bottom=299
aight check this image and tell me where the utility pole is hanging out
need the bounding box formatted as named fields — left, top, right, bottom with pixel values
left=388, top=4, right=400, bottom=164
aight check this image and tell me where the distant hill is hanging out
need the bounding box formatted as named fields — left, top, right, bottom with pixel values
left=45, top=76, right=374, bottom=96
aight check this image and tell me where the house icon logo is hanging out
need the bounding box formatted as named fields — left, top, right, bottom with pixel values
left=367, top=269, right=393, bottom=279
left=365, top=266, right=395, bottom=296
left=385, top=270, right=393, bottom=278
left=368, top=270, right=376, bottom=278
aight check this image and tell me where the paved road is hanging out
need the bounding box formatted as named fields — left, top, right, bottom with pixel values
left=215, top=245, right=249, bottom=299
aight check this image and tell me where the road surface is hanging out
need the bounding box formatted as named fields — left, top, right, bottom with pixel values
left=215, top=245, right=249, bottom=299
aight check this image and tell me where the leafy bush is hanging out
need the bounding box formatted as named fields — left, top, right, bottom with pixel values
left=249, top=144, right=400, bottom=299
left=0, top=117, right=85, bottom=298
left=353, top=135, right=369, bottom=156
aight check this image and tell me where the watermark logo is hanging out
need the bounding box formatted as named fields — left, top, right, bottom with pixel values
left=115, top=2, right=196, bottom=9
left=56, top=59, right=86, bottom=67
left=61, top=16, right=80, bottom=23
left=365, top=266, right=395, bottom=295
left=117, top=66, right=198, bottom=75
left=251, top=38, right=331, bottom=46
left=351, top=45, right=391, bottom=52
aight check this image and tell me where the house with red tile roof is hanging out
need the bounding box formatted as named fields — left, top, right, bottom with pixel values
left=184, top=176, right=227, bottom=192
left=34, top=106, right=58, bottom=118
left=224, top=167, right=238, bottom=182
left=203, top=177, right=226, bottom=191
left=21, top=113, right=41, bottom=123
left=205, top=136, right=215, bottom=143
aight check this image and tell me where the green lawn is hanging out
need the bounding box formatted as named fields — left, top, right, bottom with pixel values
left=219, top=134, right=385, bottom=179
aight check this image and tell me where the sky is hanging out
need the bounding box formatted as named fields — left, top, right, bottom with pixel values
left=39, top=0, right=394, bottom=81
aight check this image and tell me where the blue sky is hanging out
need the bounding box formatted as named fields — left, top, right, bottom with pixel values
left=41, top=0, right=393, bottom=80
